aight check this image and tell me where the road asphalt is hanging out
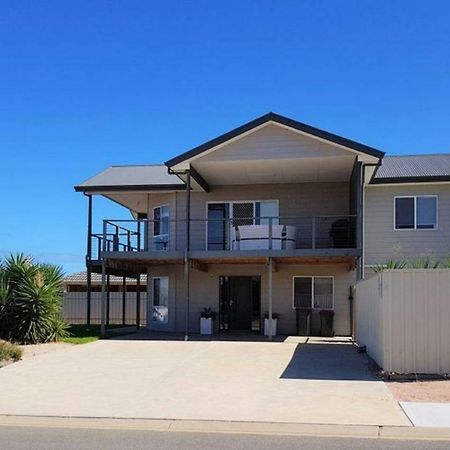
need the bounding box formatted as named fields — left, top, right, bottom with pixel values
left=1, top=426, right=449, bottom=450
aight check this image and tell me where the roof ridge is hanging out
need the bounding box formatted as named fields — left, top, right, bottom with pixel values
left=110, top=164, right=165, bottom=168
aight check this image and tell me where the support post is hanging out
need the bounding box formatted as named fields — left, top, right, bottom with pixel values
left=184, top=169, right=191, bottom=341
left=355, top=162, right=364, bottom=280
left=268, top=257, right=273, bottom=340
left=100, top=220, right=107, bottom=337
left=106, top=274, right=110, bottom=326
left=85, top=194, right=92, bottom=326
left=136, top=274, right=141, bottom=329
left=311, top=217, right=316, bottom=249
left=122, top=276, right=126, bottom=326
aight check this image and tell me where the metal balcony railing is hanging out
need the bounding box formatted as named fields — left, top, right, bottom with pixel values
left=88, top=215, right=357, bottom=260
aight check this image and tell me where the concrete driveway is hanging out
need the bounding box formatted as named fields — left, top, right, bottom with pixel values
left=0, top=336, right=409, bottom=426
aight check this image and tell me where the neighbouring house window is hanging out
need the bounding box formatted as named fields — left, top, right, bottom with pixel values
left=152, top=277, right=169, bottom=323
left=394, top=196, right=437, bottom=230
left=293, top=277, right=333, bottom=310
left=153, top=205, right=169, bottom=249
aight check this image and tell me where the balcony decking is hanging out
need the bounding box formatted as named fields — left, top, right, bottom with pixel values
left=88, top=215, right=360, bottom=275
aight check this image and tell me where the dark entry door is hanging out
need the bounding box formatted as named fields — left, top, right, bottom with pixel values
left=219, top=276, right=260, bottom=331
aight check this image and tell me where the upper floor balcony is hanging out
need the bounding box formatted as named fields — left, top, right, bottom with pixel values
left=89, top=214, right=358, bottom=262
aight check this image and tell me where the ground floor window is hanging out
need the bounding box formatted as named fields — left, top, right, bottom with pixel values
left=292, top=276, right=333, bottom=310
left=152, top=277, right=169, bottom=323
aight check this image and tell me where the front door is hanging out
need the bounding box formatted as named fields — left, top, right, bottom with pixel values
left=219, top=276, right=261, bottom=331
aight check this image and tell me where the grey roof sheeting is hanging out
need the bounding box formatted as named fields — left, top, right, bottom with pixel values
left=372, top=154, right=450, bottom=184
left=74, top=165, right=185, bottom=192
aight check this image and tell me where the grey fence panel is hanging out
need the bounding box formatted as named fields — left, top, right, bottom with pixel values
left=63, top=292, right=147, bottom=326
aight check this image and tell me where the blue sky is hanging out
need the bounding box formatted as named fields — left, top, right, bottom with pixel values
left=1, top=0, right=449, bottom=274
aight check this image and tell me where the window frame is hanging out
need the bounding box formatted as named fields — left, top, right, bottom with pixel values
left=394, top=195, right=438, bottom=231
left=151, top=276, right=169, bottom=324
left=292, top=276, right=334, bottom=310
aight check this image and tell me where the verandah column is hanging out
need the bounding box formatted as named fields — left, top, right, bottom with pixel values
left=184, top=169, right=191, bottom=341
left=85, top=194, right=93, bottom=327
left=267, top=257, right=273, bottom=340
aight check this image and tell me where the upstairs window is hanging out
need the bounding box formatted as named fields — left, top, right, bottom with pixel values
left=395, top=196, right=437, bottom=230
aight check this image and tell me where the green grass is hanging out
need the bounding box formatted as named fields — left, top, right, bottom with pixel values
left=61, top=325, right=133, bottom=344
left=0, top=339, right=23, bottom=362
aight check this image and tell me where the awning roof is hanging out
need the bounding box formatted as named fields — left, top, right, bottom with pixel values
left=74, top=165, right=185, bottom=193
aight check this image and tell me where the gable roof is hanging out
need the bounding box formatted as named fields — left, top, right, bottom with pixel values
left=372, top=154, right=450, bottom=184
left=74, top=164, right=185, bottom=193
left=165, top=112, right=385, bottom=167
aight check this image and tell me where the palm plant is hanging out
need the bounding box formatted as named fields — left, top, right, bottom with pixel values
left=372, top=259, right=407, bottom=273
left=0, top=254, right=68, bottom=344
left=406, top=257, right=440, bottom=269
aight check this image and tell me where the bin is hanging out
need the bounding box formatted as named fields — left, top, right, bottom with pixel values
left=319, top=310, right=335, bottom=337
left=296, top=308, right=311, bottom=336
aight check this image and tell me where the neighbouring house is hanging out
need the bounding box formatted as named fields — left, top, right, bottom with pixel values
left=74, top=112, right=450, bottom=340
left=62, top=271, right=147, bottom=325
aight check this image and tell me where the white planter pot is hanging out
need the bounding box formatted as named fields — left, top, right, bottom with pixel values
left=200, top=317, right=213, bottom=335
left=264, top=318, right=278, bottom=337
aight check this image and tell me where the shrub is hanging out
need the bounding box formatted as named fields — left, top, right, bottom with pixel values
left=0, top=254, right=69, bottom=344
left=0, top=339, right=22, bottom=361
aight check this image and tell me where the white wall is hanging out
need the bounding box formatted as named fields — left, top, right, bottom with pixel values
left=356, top=270, right=450, bottom=373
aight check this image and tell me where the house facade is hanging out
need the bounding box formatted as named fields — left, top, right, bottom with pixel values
left=75, top=113, right=450, bottom=337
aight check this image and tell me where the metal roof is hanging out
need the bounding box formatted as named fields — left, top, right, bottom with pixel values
left=372, top=154, right=450, bottom=184
left=74, top=165, right=185, bottom=192
left=63, top=271, right=147, bottom=285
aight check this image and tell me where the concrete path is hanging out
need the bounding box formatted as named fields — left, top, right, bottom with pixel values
left=0, top=338, right=409, bottom=426
left=401, top=402, right=450, bottom=427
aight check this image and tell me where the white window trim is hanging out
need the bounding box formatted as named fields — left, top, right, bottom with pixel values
left=292, top=276, right=334, bottom=310
left=205, top=200, right=280, bottom=250
left=153, top=204, right=170, bottom=248
left=151, top=276, right=169, bottom=324
left=393, top=195, right=438, bottom=231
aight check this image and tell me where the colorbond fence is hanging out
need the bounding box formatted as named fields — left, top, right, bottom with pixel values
left=355, top=269, right=450, bottom=374
left=63, top=292, right=147, bottom=326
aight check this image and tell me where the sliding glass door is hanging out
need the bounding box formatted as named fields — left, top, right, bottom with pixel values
left=207, top=201, right=279, bottom=250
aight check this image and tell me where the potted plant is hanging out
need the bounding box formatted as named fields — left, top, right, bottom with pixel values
left=263, top=312, right=280, bottom=336
left=200, top=307, right=217, bottom=335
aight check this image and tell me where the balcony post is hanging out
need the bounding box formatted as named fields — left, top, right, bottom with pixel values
left=311, top=217, right=316, bottom=249
left=85, top=194, right=92, bottom=327
left=137, top=220, right=141, bottom=251
left=184, top=169, right=191, bottom=341
left=268, top=217, right=273, bottom=250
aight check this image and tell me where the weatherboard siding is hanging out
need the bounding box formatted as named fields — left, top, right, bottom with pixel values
left=364, top=184, right=450, bottom=266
